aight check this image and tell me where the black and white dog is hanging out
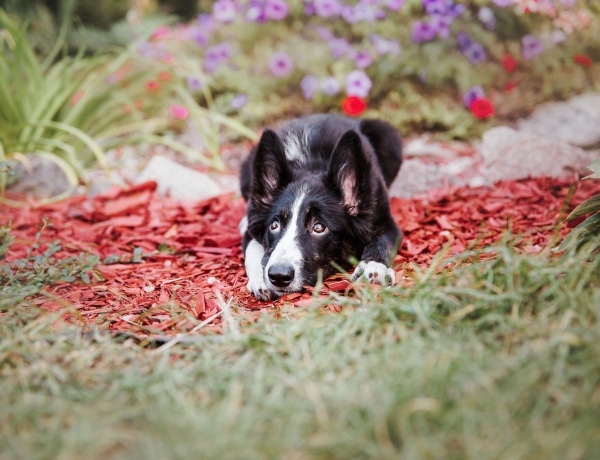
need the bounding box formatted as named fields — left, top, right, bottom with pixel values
left=240, top=114, right=402, bottom=300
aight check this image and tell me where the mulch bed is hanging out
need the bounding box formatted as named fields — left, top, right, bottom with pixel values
left=2, top=175, right=598, bottom=337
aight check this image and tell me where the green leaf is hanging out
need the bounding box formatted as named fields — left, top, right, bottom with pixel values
left=586, top=158, right=600, bottom=173
left=566, top=195, right=600, bottom=220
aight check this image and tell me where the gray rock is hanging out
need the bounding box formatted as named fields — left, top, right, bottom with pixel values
left=478, top=126, right=595, bottom=184
left=137, top=155, right=223, bottom=201
left=517, top=93, right=600, bottom=147
left=7, top=154, right=72, bottom=198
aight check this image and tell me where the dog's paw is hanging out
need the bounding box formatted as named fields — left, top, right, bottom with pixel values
left=246, top=276, right=273, bottom=301
left=351, top=261, right=395, bottom=286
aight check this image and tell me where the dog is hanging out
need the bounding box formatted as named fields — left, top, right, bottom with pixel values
left=239, top=114, right=402, bottom=301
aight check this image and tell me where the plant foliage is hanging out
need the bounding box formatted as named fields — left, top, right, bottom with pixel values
left=0, top=9, right=256, bottom=205
left=560, top=157, right=600, bottom=250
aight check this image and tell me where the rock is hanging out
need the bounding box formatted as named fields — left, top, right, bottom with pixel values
left=7, top=154, right=72, bottom=198
left=478, top=126, right=595, bottom=184
left=136, top=155, right=223, bottom=201
left=517, top=93, right=600, bottom=147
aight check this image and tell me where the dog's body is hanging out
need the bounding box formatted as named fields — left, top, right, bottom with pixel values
left=240, top=114, right=402, bottom=300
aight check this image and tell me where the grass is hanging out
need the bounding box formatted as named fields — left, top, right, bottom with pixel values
left=1, top=236, right=600, bottom=460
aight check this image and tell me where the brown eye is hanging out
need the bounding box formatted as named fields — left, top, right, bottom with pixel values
left=312, top=222, right=326, bottom=234
left=270, top=219, right=280, bottom=232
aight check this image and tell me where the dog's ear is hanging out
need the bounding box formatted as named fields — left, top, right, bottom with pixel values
left=251, top=129, right=291, bottom=207
left=328, top=130, right=370, bottom=216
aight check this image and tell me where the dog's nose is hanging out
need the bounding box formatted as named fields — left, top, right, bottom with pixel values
left=268, top=264, right=295, bottom=288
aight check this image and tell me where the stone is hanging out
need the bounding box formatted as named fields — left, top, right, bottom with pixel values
left=7, top=154, right=72, bottom=198
left=136, top=155, right=223, bottom=201
left=517, top=93, right=600, bottom=147
left=478, top=126, right=595, bottom=184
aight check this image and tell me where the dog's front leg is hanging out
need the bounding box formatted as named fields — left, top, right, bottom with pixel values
left=244, top=238, right=272, bottom=301
left=351, top=222, right=400, bottom=287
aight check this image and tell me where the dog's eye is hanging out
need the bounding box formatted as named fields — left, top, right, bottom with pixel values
left=270, top=219, right=280, bottom=232
left=312, top=223, right=327, bottom=234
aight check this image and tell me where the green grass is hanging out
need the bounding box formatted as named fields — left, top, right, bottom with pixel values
left=1, top=240, right=600, bottom=460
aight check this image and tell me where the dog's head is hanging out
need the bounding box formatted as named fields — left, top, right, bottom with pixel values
left=245, top=128, right=376, bottom=297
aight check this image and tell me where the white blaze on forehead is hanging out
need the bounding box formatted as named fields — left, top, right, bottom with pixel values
left=284, top=128, right=310, bottom=163
left=265, top=187, right=306, bottom=291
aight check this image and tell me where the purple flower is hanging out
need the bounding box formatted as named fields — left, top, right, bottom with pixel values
left=411, top=20, right=436, bottom=43
left=322, top=77, right=341, bottom=96
left=424, top=0, right=450, bottom=15
left=370, top=34, right=400, bottom=55
left=354, top=50, right=373, bottom=69
left=521, top=34, right=544, bottom=60
left=457, top=31, right=472, bottom=50
left=386, top=0, right=405, bottom=10
left=231, top=93, right=248, bottom=109
left=447, top=2, right=466, bottom=18
left=213, top=0, right=237, bottom=23
left=463, top=42, right=487, bottom=63
left=186, top=76, right=203, bottom=92
left=463, top=85, right=485, bottom=108
left=559, top=0, right=576, bottom=7
left=478, top=7, right=495, bottom=30
left=329, top=38, right=352, bottom=59
left=204, top=42, right=232, bottom=72
left=345, top=70, right=372, bottom=98
left=340, top=5, right=361, bottom=23
left=265, top=0, right=289, bottom=21
left=300, top=75, right=320, bottom=99
left=190, top=27, right=210, bottom=47
left=430, top=14, right=452, bottom=39
left=246, top=1, right=266, bottom=22
left=492, top=0, right=515, bottom=7
left=269, top=51, right=294, bottom=77
left=314, top=0, right=341, bottom=18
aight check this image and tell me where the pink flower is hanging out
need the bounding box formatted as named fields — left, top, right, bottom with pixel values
left=70, top=91, right=84, bottom=106
left=151, top=26, right=171, bottom=40
left=169, top=105, right=189, bottom=120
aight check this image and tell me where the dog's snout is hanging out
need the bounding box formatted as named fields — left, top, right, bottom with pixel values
left=268, top=264, right=295, bottom=287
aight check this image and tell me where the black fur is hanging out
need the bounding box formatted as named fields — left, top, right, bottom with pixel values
left=241, top=114, right=403, bottom=298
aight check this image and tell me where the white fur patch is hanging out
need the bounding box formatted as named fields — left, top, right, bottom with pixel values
left=238, top=216, right=248, bottom=235
left=265, top=188, right=306, bottom=292
left=284, top=129, right=310, bottom=163
left=245, top=239, right=270, bottom=300
left=351, top=261, right=395, bottom=286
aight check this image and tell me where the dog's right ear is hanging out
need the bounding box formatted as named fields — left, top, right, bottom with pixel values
left=251, top=129, right=291, bottom=207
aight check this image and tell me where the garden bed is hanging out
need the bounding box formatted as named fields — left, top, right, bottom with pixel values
left=2, top=174, right=598, bottom=339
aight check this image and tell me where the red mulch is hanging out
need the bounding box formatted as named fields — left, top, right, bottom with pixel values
left=1, top=176, right=598, bottom=337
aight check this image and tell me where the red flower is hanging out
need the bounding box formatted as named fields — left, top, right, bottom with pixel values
left=504, top=81, right=517, bottom=92
left=145, top=81, right=160, bottom=92
left=573, top=54, right=592, bottom=67
left=502, top=54, right=517, bottom=73
left=158, top=71, right=172, bottom=81
left=342, top=96, right=366, bottom=116
left=469, top=98, right=495, bottom=119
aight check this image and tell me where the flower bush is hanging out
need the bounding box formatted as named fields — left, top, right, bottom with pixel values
left=0, top=10, right=256, bottom=204
left=141, top=0, right=598, bottom=137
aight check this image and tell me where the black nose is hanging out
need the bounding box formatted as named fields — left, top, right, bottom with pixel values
left=268, top=264, right=295, bottom=288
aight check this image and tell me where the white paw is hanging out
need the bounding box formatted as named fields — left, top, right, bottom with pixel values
left=246, top=274, right=272, bottom=301
left=351, top=261, right=395, bottom=286
left=244, top=239, right=275, bottom=301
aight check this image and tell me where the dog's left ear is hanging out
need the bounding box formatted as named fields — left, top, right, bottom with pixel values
left=327, top=130, right=370, bottom=216
left=251, top=129, right=291, bottom=207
